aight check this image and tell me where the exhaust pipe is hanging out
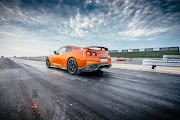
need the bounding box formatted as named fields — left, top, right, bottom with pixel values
left=89, top=66, right=97, bottom=71
left=89, top=66, right=93, bottom=70
left=93, top=66, right=97, bottom=70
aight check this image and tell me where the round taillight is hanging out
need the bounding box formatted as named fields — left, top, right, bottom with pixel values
left=93, top=52, right=97, bottom=56
left=87, top=51, right=92, bottom=56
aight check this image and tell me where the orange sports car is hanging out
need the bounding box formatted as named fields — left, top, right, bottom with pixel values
left=46, top=46, right=111, bottom=74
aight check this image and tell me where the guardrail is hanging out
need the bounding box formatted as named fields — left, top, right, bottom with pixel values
left=143, top=59, right=180, bottom=68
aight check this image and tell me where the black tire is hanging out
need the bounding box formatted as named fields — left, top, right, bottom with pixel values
left=67, top=58, right=79, bottom=75
left=46, top=58, right=51, bottom=68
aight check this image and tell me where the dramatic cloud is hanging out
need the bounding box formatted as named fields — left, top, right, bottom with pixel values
left=0, top=0, right=180, bottom=56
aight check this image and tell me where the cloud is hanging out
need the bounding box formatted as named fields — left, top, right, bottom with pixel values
left=0, top=0, right=180, bottom=56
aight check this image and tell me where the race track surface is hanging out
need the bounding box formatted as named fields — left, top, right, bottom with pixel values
left=0, top=58, right=180, bottom=120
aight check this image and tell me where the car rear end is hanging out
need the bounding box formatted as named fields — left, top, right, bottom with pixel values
left=80, top=46, right=111, bottom=72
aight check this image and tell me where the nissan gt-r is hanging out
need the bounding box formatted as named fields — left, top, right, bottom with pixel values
left=46, top=46, right=111, bottom=74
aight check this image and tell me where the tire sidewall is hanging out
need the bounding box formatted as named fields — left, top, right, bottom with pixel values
left=67, top=58, right=78, bottom=75
left=46, top=58, right=51, bottom=68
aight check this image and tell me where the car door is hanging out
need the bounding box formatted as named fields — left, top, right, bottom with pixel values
left=61, top=47, right=72, bottom=67
left=53, top=47, right=67, bottom=66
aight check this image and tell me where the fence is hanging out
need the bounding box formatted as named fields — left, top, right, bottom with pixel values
left=109, top=47, right=179, bottom=53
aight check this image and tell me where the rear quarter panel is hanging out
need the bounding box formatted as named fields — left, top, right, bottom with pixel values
left=62, top=50, right=87, bottom=68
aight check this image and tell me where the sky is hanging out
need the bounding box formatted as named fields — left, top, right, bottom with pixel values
left=0, top=0, right=180, bottom=57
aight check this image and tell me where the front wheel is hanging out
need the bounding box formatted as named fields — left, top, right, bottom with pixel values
left=67, top=58, right=79, bottom=75
left=46, top=58, right=51, bottom=68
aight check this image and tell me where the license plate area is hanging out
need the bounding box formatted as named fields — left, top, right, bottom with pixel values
left=100, top=59, right=108, bottom=62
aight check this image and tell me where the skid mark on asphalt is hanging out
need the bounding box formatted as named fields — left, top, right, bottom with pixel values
left=21, top=63, right=34, bottom=67
left=34, top=77, right=108, bottom=120
left=18, top=80, right=41, bottom=119
left=16, top=76, right=20, bottom=80
left=14, top=65, right=105, bottom=119
left=20, top=65, right=178, bottom=119
left=9, top=58, right=180, bottom=120
left=32, top=89, right=39, bottom=98
left=39, top=70, right=179, bottom=120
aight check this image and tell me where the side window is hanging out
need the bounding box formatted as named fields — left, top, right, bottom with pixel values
left=57, top=47, right=67, bottom=53
left=56, top=48, right=61, bottom=53
left=66, top=47, right=71, bottom=52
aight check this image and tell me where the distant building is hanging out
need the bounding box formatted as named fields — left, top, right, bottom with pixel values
left=122, top=50, right=128, bottom=52
left=145, top=48, right=153, bottom=52
left=109, top=50, right=118, bottom=53
left=160, top=47, right=179, bottom=51
left=133, top=49, right=139, bottom=52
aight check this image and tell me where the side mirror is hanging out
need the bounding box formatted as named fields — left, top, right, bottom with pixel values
left=53, top=51, right=56, bottom=54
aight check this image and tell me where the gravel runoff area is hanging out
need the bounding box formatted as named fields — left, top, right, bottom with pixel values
left=0, top=58, right=179, bottom=120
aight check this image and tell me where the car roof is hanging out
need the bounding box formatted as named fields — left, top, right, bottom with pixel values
left=63, top=46, right=81, bottom=50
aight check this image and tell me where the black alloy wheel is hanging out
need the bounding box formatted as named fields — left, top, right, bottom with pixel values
left=46, top=58, right=51, bottom=68
left=67, top=58, right=78, bottom=75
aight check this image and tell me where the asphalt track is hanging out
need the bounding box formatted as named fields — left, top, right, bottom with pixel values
left=0, top=58, right=180, bottom=120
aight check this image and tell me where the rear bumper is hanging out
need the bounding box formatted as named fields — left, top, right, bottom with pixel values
left=79, top=63, right=111, bottom=72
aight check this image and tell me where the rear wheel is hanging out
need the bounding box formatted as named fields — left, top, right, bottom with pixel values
left=67, top=58, right=79, bottom=75
left=46, top=58, right=51, bottom=68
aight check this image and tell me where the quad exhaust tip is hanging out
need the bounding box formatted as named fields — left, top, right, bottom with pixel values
left=89, top=66, right=97, bottom=70
left=93, top=66, right=97, bottom=70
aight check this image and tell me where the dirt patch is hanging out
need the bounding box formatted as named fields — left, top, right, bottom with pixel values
left=0, top=58, right=22, bottom=70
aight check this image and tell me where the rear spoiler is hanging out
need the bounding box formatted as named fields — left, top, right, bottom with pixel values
left=83, top=46, right=108, bottom=51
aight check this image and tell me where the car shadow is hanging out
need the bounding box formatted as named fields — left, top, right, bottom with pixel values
left=49, top=67, right=112, bottom=80
left=78, top=71, right=104, bottom=76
